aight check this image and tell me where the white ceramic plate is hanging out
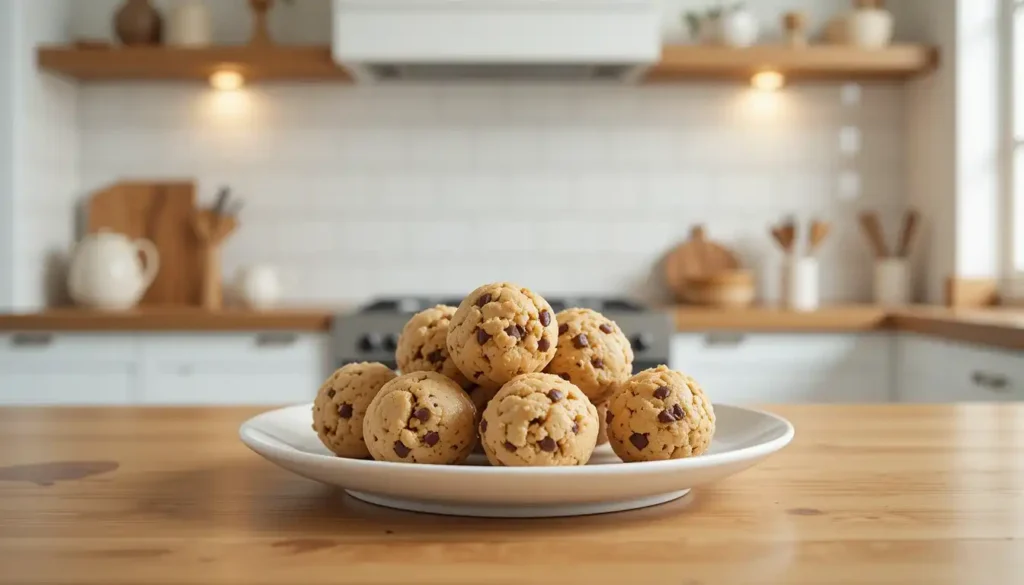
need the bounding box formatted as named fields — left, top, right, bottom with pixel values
left=240, top=403, right=794, bottom=518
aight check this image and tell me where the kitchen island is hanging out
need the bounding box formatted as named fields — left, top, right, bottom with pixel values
left=0, top=405, right=1020, bottom=584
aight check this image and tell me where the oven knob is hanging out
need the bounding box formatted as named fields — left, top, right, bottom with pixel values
left=631, top=333, right=653, bottom=352
left=359, top=333, right=382, bottom=352
left=383, top=334, right=399, bottom=352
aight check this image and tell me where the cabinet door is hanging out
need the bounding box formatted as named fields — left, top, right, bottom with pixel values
left=0, top=334, right=138, bottom=405
left=671, top=333, right=893, bottom=405
left=897, top=333, right=1024, bottom=402
left=139, top=333, right=329, bottom=405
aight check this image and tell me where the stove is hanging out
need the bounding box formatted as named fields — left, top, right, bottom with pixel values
left=332, top=296, right=673, bottom=374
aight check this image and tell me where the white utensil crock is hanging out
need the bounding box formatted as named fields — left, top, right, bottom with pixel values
left=782, top=257, right=819, bottom=312
left=167, top=0, right=212, bottom=47
left=874, top=258, right=910, bottom=306
left=234, top=265, right=281, bottom=310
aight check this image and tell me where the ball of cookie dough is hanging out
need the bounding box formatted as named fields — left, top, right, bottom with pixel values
left=606, top=365, right=715, bottom=463
left=447, top=282, right=558, bottom=389
left=312, top=362, right=397, bottom=458
left=479, top=373, right=599, bottom=467
left=363, top=371, right=478, bottom=465
left=544, top=308, right=634, bottom=403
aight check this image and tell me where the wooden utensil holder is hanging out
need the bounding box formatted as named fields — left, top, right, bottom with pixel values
left=191, top=210, right=238, bottom=310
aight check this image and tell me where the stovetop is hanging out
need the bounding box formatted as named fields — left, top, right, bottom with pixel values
left=360, top=296, right=647, bottom=314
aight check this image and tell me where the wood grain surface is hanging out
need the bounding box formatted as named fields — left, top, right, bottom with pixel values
left=0, top=405, right=1021, bottom=585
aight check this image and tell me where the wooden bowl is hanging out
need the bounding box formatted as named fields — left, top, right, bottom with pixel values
left=682, top=270, right=756, bottom=308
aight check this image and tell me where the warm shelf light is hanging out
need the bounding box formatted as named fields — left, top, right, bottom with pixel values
left=209, top=69, right=244, bottom=91
left=751, top=70, right=785, bottom=91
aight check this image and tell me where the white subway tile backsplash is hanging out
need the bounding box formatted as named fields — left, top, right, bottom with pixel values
left=74, top=82, right=909, bottom=303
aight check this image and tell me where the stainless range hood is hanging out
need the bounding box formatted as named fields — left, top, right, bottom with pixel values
left=331, top=0, right=662, bottom=83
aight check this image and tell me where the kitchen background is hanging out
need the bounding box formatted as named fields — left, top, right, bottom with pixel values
left=4, top=0, right=959, bottom=310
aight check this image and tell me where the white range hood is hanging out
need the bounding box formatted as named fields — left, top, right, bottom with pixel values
left=332, top=0, right=662, bottom=83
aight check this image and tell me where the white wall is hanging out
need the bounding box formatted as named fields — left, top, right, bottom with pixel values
left=66, top=0, right=906, bottom=305
left=5, top=0, right=78, bottom=311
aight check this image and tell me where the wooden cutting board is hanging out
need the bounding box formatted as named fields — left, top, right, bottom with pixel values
left=87, top=181, right=202, bottom=306
left=663, top=225, right=740, bottom=299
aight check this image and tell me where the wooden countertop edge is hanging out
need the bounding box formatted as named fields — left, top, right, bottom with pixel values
left=0, top=309, right=333, bottom=332
left=1, top=306, right=1024, bottom=351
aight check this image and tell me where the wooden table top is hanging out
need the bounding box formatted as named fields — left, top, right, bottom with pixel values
left=1, top=405, right=1022, bottom=585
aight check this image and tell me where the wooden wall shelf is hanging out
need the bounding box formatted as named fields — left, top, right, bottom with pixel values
left=647, top=44, right=938, bottom=82
left=37, top=44, right=937, bottom=84
left=37, top=45, right=351, bottom=82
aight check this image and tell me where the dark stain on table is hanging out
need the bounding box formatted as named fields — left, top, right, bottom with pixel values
left=271, top=538, right=337, bottom=554
left=0, top=461, right=119, bottom=486
left=786, top=507, right=824, bottom=516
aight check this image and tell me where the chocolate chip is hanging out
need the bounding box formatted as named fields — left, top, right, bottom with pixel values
left=480, top=419, right=488, bottom=432
left=539, top=310, right=551, bottom=326
left=538, top=337, right=551, bottom=351
left=673, top=404, right=685, bottom=419
left=558, top=373, right=571, bottom=381
left=475, top=293, right=492, bottom=307
left=474, top=371, right=484, bottom=379
left=558, top=323, right=569, bottom=336
left=539, top=437, right=557, bottom=452
left=338, top=403, right=353, bottom=418
left=530, top=417, right=544, bottom=425
left=658, top=409, right=677, bottom=423
left=606, top=409, right=614, bottom=423
left=394, top=441, right=411, bottom=458
left=653, top=386, right=670, bottom=399
left=591, top=357, right=604, bottom=369
left=503, top=441, right=517, bottom=452
left=572, top=421, right=580, bottom=434
left=327, top=389, right=336, bottom=398
left=413, top=408, right=430, bottom=422
left=547, top=389, right=564, bottom=401
left=629, top=433, right=649, bottom=450
left=413, top=349, right=423, bottom=360
left=572, top=334, right=589, bottom=349
left=599, top=323, right=614, bottom=334
left=476, top=328, right=491, bottom=345
left=427, top=350, right=444, bottom=364
left=504, top=324, right=523, bottom=339
left=423, top=431, right=440, bottom=447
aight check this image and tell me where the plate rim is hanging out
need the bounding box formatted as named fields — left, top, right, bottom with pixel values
left=239, top=403, right=795, bottom=475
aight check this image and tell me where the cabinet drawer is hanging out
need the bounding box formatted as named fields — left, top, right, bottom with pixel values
left=672, top=333, right=891, bottom=370
left=139, top=333, right=326, bottom=364
left=0, top=333, right=138, bottom=361
left=143, top=371, right=319, bottom=405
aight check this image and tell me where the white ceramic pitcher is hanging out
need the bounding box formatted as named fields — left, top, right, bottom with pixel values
left=67, top=230, right=160, bottom=310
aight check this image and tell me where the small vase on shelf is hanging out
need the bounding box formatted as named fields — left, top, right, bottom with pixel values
left=847, top=0, right=894, bottom=48
left=114, top=0, right=163, bottom=46
left=167, top=0, right=212, bottom=47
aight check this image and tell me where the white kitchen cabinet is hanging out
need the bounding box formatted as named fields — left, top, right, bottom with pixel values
left=670, top=333, right=893, bottom=404
left=0, top=333, right=140, bottom=404
left=138, top=333, right=330, bottom=405
left=896, top=333, right=1024, bottom=402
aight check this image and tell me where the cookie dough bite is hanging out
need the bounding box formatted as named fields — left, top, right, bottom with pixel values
left=312, top=362, right=397, bottom=458
left=363, top=371, right=478, bottom=465
left=396, top=305, right=473, bottom=386
left=447, top=282, right=559, bottom=388
left=544, top=308, right=634, bottom=403
left=606, top=365, right=715, bottom=463
left=479, top=373, right=599, bottom=467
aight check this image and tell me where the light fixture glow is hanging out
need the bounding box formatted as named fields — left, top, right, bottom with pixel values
left=750, top=70, right=785, bottom=92
left=209, top=70, right=244, bottom=91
